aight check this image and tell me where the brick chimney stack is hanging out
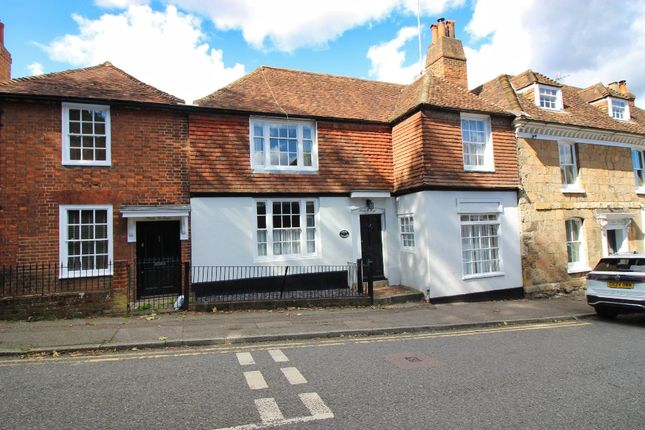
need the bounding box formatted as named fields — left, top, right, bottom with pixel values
left=425, top=18, right=468, bottom=88
left=0, top=22, right=12, bottom=81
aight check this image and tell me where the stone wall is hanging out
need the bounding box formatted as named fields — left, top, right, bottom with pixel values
left=518, top=137, right=645, bottom=296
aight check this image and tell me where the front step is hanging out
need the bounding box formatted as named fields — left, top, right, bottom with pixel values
left=373, top=285, right=425, bottom=305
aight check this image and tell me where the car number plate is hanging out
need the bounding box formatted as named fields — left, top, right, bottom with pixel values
left=607, top=281, right=634, bottom=289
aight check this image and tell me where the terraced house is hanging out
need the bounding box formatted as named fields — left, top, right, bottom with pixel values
left=0, top=21, right=191, bottom=313
left=475, top=71, right=645, bottom=295
left=189, top=18, right=522, bottom=301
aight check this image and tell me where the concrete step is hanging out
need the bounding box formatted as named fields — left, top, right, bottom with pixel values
left=373, top=285, right=425, bottom=305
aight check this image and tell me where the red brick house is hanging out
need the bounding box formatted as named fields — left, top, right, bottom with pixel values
left=0, top=25, right=190, bottom=302
left=189, top=18, right=523, bottom=300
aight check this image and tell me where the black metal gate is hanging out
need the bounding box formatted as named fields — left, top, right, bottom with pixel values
left=136, top=221, right=181, bottom=299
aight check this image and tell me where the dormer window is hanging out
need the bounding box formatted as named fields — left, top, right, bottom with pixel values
left=609, top=98, right=629, bottom=120
left=536, top=85, right=563, bottom=110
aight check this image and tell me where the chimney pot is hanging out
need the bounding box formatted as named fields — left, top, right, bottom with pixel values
left=437, top=19, right=447, bottom=38
left=618, top=80, right=628, bottom=95
left=430, top=24, right=439, bottom=44
left=446, top=20, right=456, bottom=38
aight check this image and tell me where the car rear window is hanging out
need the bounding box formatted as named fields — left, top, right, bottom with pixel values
left=593, top=258, right=645, bottom=272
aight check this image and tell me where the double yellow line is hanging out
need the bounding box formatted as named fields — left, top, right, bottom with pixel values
left=0, top=320, right=590, bottom=367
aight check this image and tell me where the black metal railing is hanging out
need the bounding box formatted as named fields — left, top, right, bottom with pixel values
left=189, top=261, right=367, bottom=304
left=126, top=259, right=185, bottom=313
left=1, top=262, right=114, bottom=297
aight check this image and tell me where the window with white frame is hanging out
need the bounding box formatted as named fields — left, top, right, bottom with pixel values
left=565, top=218, right=586, bottom=271
left=250, top=118, right=317, bottom=171
left=62, top=103, right=111, bottom=166
left=460, top=114, right=494, bottom=171
left=460, top=214, right=501, bottom=277
left=558, top=142, right=580, bottom=189
left=609, top=98, right=629, bottom=120
left=632, top=149, right=645, bottom=191
left=537, top=85, right=562, bottom=110
left=59, top=205, right=113, bottom=277
left=399, top=215, right=415, bottom=249
left=256, top=199, right=317, bottom=258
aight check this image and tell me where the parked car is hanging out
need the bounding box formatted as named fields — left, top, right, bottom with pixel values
left=586, top=254, right=645, bottom=318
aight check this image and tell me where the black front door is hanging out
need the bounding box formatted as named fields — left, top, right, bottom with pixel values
left=360, top=214, right=385, bottom=280
left=136, top=221, right=181, bottom=298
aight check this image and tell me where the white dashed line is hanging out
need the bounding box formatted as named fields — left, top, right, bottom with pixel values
left=268, top=349, right=289, bottom=363
left=299, top=392, right=334, bottom=419
left=243, top=371, right=268, bottom=390
left=280, top=367, right=307, bottom=385
left=236, top=352, right=255, bottom=366
left=255, top=398, right=284, bottom=424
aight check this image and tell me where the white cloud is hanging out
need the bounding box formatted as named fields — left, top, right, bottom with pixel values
left=27, top=62, right=44, bottom=76
left=43, top=4, right=244, bottom=103
left=170, top=0, right=464, bottom=52
left=464, top=0, right=645, bottom=107
left=94, top=0, right=148, bottom=8
left=367, top=26, right=421, bottom=83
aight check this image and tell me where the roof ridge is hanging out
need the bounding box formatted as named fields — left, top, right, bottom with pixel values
left=260, top=65, right=405, bottom=87
left=429, top=74, right=509, bottom=112
left=0, top=62, right=111, bottom=87
left=194, top=67, right=261, bottom=105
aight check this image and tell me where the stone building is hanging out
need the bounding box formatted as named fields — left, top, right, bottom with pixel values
left=475, top=71, right=645, bottom=295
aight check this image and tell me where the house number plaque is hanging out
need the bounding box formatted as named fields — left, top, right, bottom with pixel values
left=339, top=230, right=349, bottom=238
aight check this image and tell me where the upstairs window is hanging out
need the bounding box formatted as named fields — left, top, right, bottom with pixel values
left=536, top=84, right=563, bottom=110
left=631, top=149, right=645, bottom=192
left=460, top=113, right=494, bottom=172
left=62, top=103, right=111, bottom=166
left=609, top=98, right=629, bottom=120
left=558, top=142, right=581, bottom=192
left=250, top=118, right=317, bottom=172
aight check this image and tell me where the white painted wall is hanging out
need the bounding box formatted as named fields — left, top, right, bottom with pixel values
left=396, top=190, right=522, bottom=299
left=190, top=196, right=401, bottom=284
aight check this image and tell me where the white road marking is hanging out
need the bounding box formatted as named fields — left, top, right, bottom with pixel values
left=300, top=392, right=334, bottom=419
left=255, top=398, right=284, bottom=424
left=268, top=349, right=289, bottom=363
left=243, top=371, right=268, bottom=390
left=213, top=392, right=334, bottom=430
left=280, top=367, right=307, bottom=385
left=236, top=352, right=255, bottom=366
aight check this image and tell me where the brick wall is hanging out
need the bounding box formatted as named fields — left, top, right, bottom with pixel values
left=518, top=138, right=645, bottom=295
left=426, top=57, right=468, bottom=89
left=189, top=113, right=393, bottom=193
left=0, top=100, right=190, bottom=272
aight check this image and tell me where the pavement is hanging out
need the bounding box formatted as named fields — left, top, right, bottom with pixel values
left=0, top=294, right=595, bottom=356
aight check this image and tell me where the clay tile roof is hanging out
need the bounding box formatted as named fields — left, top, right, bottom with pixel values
left=0, top=62, right=184, bottom=105
left=510, top=69, right=562, bottom=90
left=389, top=72, right=509, bottom=121
left=195, top=66, right=403, bottom=122
left=579, top=82, right=633, bottom=103
left=196, top=66, right=508, bottom=123
left=477, top=73, right=645, bottom=136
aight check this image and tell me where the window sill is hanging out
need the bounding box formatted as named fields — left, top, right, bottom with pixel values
left=62, top=161, right=111, bottom=167
left=464, top=166, right=495, bottom=173
left=567, top=265, right=591, bottom=274
left=462, top=271, right=505, bottom=281
left=59, top=270, right=114, bottom=279
left=561, top=187, right=586, bottom=194
left=254, top=254, right=319, bottom=263
left=252, top=167, right=318, bottom=175
left=636, top=188, right=645, bottom=195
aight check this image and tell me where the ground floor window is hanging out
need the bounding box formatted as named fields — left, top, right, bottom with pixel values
left=399, top=215, right=415, bottom=249
left=256, top=199, right=317, bottom=258
left=460, top=213, right=500, bottom=276
left=59, top=205, right=113, bottom=277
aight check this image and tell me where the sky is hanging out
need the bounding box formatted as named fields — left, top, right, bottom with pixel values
left=1, top=0, right=644, bottom=106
